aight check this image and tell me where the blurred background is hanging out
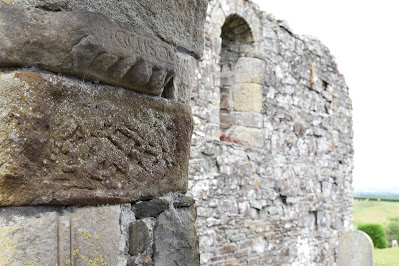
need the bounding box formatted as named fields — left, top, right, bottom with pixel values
left=253, top=0, right=399, bottom=193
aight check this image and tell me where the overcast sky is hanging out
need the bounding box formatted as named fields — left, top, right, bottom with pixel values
left=253, top=0, right=399, bottom=191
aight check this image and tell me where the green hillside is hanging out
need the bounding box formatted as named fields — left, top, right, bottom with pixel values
left=353, top=200, right=399, bottom=228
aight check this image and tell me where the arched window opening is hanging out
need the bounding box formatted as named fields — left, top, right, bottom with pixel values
left=219, top=15, right=263, bottom=147
left=221, top=14, right=253, bottom=43
left=220, top=15, right=253, bottom=132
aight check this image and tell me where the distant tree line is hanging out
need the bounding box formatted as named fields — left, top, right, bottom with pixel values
left=354, top=196, right=399, bottom=202
left=354, top=192, right=399, bottom=200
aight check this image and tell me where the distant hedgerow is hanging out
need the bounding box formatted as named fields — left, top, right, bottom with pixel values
left=357, top=223, right=387, bottom=249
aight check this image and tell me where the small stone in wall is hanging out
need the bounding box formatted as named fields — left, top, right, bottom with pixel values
left=133, top=199, right=169, bottom=218
left=129, top=221, right=150, bottom=256
left=127, top=255, right=153, bottom=266
left=173, top=196, right=196, bottom=208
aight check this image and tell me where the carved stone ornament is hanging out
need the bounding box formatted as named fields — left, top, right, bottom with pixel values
left=0, top=4, right=177, bottom=96
left=0, top=71, right=192, bottom=206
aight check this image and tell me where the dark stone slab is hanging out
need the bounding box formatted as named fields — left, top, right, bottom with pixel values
left=0, top=71, right=192, bottom=206
left=129, top=221, right=150, bottom=255
left=0, top=4, right=176, bottom=96
left=133, top=199, right=169, bottom=218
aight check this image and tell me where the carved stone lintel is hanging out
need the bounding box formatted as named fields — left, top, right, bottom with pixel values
left=0, top=4, right=177, bottom=96
left=0, top=71, right=192, bottom=206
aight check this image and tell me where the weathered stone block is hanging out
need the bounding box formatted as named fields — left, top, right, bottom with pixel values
left=69, top=205, right=121, bottom=265
left=132, top=0, right=207, bottom=58
left=129, top=221, right=150, bottom=255
left=0, top=4, right=176, bottom=96
left=0, top=205, right=121, bottom=265
left=0, top=210, right=58, bottom=265
left=153, top=206, right=200, bottom=266
left=174, top=53, right=197, bottom=103
left=6, top=0, right=207, bottom=58
left=0, top=71, right=192, bottom=206
left=235, top=58, right=266, bottom=84
left=233, top=83, right=263, bottom=112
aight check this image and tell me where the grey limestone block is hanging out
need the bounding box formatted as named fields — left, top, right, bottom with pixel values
left=0, top=71, right=192, bottom=206
left=0, top=209, right=59, bottom=265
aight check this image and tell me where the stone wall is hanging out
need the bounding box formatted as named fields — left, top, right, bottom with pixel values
left=188, top=0, right=354, bottom=265
left=0, top=195, right=198, bottom=265
left=0, top=1, right=207, bottom=265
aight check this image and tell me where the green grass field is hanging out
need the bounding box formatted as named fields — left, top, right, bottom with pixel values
left=353, top=200, right=399, bottom=228
left=374, top=248, right=399, bottom=266
left=353, top=200, right=399, bottom=265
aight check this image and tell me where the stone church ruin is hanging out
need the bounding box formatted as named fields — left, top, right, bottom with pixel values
left=188, top=0, right=353, bottom=265
left=0, top=0, right=353, bottom=265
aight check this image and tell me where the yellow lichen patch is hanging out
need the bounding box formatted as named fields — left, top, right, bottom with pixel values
left=0, top=224, right=20, bottom=266
left=79, top=231, right=93, bottom=240
left=72, top=248, right=80, bottom=256
left=87, top=255, right=108, bottom=266
left=25, top=261, right=38, bottom=266
left=0, top=0, right=14, bottom=4
left=75, top=230, right=109, bottom=265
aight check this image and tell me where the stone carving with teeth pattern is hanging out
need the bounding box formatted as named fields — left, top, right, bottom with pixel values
left=0, top=4, right=177, bottom=96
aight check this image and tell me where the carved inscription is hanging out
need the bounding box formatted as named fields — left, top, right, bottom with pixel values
left=0, top=4, right=177, bottom=96
left=113, top=30, right=175, bottom=63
